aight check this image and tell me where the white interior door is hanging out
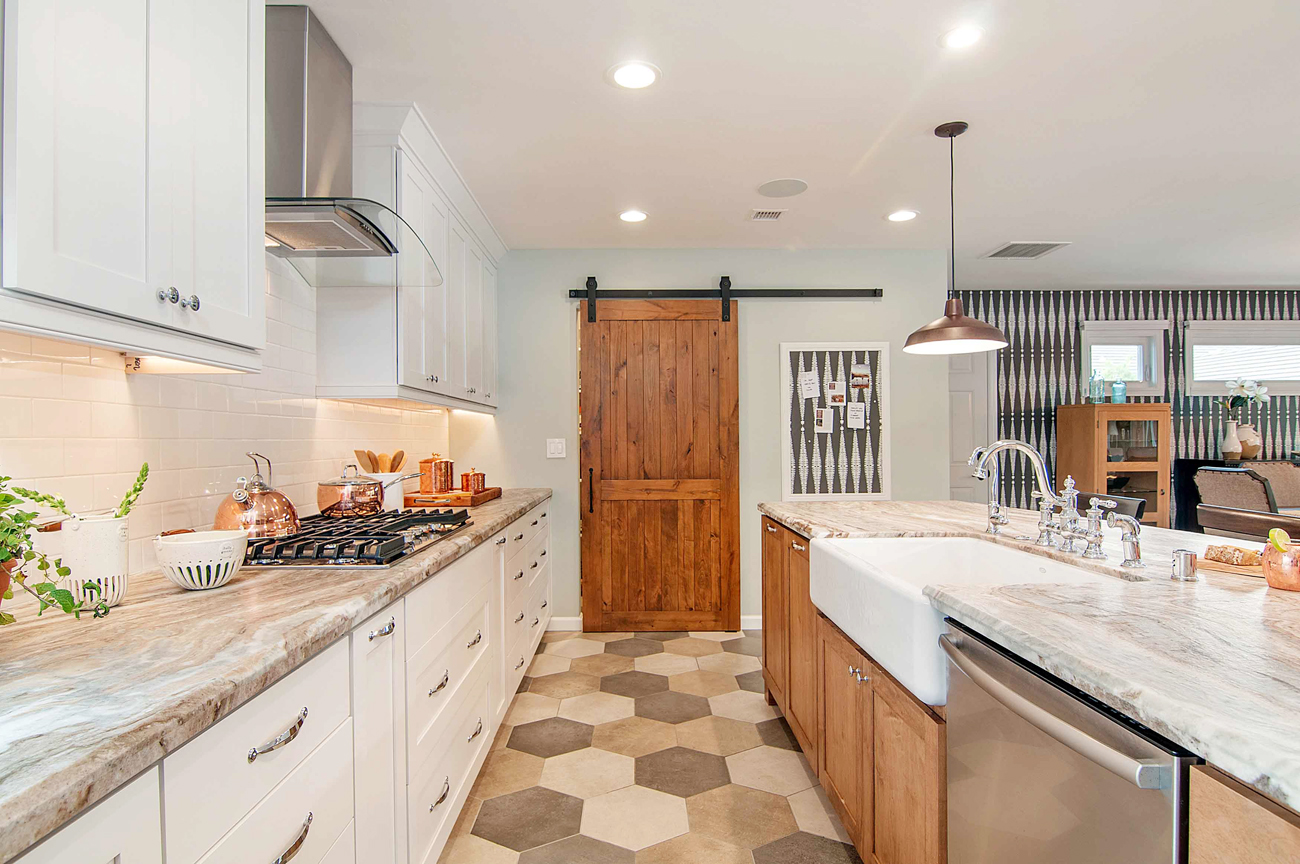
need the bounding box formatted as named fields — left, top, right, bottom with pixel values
left=2, top=0, right=170, bottom=326
left=949, top=352, right=997, bottom=502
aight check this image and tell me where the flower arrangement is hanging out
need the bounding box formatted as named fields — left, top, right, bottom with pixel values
left=1214, top=378, right=1270, bottom=418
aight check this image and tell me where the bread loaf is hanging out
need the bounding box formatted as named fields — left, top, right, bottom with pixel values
left=1205, top=545, right=1262, bottom=567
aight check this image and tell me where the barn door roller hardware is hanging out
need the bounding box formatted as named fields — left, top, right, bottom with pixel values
left=572, top=277, right=884, bottom=322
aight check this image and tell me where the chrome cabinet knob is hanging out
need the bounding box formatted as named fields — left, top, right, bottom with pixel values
left=180, top=294, right=200, bottom=311
left=427, top=374, right=440, bottom=383
left=158, top=287, right=180, bottom=304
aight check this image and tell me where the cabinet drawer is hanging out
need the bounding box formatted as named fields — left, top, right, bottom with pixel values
left=195, top=719, right=354, bottom=864
left=523, top=530, right=549, bottom=590
left=408, top=587, right=492, bottom=775
left=409, top=676, right=492, bottom=864
left=526, top=566, right=550, bottom=643
left=407, top=540, right=493, bottom=657
left=505, top=582, right=530, bottom=651
left=504, top=513, right=540, bottom=560
left=17, top=767, right=161, bottom=864
left=320, top=821, right=356, bottom=864
left=165, top=639, right=350, bottom=864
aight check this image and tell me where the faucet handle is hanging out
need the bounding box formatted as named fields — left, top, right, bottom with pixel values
left=1087, top=497, right=1117, bottom=513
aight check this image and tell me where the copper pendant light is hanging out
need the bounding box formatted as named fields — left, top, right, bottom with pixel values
left=903, top=122, right=1008, bottom=355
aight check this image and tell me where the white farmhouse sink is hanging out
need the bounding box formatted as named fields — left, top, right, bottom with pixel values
left=810, top=537, right=1112, bottom=706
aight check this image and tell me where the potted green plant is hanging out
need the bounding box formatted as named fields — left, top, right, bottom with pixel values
left=0, top=477, right=109, bottom=626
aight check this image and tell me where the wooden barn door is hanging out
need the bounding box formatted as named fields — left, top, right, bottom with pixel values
left=579, top=299, right=740, bottom=631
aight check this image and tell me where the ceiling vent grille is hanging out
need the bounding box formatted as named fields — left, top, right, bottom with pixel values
left=751, top=209, right=786, bottom=221
left=983, top=241, right=1071, bottom=260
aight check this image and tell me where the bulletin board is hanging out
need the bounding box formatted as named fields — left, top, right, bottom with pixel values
left=780, top=342, right=890, bottom=500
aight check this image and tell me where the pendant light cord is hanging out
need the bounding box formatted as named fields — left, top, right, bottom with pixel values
left=949, top=133, right=956, bottom=300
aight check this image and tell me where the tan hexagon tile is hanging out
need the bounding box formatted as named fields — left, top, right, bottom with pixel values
left=437, top=834, right=519, bottom=864
left=581, top=785, right=689, bottom=851
left=505, top=692, right=560, bottom=726
left=688, top=631, right=745, bottom=642
left=697, top=652, right=762, bottom=676
left=788, top=786, right=853, bottom=843
left=472, top=786, right=583, bottom=852
left=582, top=631, right=635, bottom=643
left=590, top=715, right=678, bottom=758
left=492, top=724, right=513, bottom=752
left=541, top=630, right=581, bottom=643
left=636, top=832, right=751, bottom=864
left=571, top=653, right=635, bottom=677
left=685, top=784, right=798, bottom=850
left=708, top=690, right=781, bottom=724
left=752, top=831, right=862, bottom=863
left=527, top=653, right=571, bottom=677
left=673, top=715, right=763, bottom=757
left=528, top=671, right=601, bottom=700
left=538, top=746, right=635, bottom=798
left=543, top=638, right=607, bottom=659
left=471, top=748, right=545, bottom=799
left=634, top=652, right=700, bottom=677
left=558, top=690, right=635, bottom=725
left=669, top=669, right=739, bottom=698
left=725, top=745, right=819, bottom=796
left=662, top=637, right=724, bottom=657
left=519, top=834, right=633, bottom=864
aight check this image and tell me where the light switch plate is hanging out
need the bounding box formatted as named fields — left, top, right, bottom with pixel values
left=546, top=438, right=567, bottom=459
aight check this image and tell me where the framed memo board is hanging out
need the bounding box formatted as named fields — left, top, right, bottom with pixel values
left=780, top=342, right=890, bottom=500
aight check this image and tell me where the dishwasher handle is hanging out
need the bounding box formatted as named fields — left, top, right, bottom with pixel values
left=940, top=634, right=1171, bottom=790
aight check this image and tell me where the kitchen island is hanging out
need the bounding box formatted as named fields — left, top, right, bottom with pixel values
left=0, top=487, right=552, bottom=864
left=759, top=499, right=1300, bottom=856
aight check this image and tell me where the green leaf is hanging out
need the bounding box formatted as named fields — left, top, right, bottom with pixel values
left=81, top=581, right=100, bottom=597
left=56, top=566, right=70, bottom=578
left=32, top=582, right=57, bottom=594
left=0, top=610, right=16, bottom=626
left=47, top=588, right=77, bottom=614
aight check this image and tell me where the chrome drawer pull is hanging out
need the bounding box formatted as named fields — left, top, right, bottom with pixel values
left=514, top=533, right=524, bottom=541
left=468, top=718, right=484, bottom=742
left=515, top=611, right=525, bottom=623
left=542, top=512, right=547, bottom=517
left=467, top=630, right=483, bottom=649
left=430, top=777, right=450, bottom=810
left=514, top=570, right=525, bottom=581
left=532, top=519, right=539, bottom=526
left=248, top=707, right=308, bottom=763
left=849, top=665, right=870, bottom=683
left=272, top=812, right=312, bottom=864
left=765, top=524, right=777, bottom=533
left=530, top=561, right=539, bottom=570
left=515, top=656, right=526, bottom=670
left=541, top=600, right=548, bottom=609
left=496, top=536, right=507, bottom=546
left=368, top=616, right=396, bottom=641
left=531, top=617, right=540, bottom=628
left=428, top=670, right=450, bottom=697
left=791, top=541, right=806, bottom=551
left=540, top=549, right=547, bottom=557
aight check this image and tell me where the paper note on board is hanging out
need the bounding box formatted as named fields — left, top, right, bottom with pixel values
left=799, top=371, right=819, bottom=400
left=850, top=362, right=872, bottom=392
left=827, top=380, right=847, bottom=405
left=814, top=407, right=834, bottom=434
left=847, top=402, right=866, bottom=429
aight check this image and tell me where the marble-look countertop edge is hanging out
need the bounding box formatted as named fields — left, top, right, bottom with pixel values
left=0, top=488, right=551, bottom=864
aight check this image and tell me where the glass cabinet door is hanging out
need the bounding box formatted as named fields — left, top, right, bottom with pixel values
left=1106, top=419, right=1160, bottom=463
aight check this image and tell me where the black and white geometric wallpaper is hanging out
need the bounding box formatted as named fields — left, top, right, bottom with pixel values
left=958, top=288, right=1300, bottom=509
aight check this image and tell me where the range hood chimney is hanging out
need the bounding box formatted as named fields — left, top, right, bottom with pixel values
left=264, top=6, right=441, bottom=287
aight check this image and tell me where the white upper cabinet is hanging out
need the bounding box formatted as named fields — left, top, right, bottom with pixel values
left=481, top=260, right=498, bottom=407
left=0, top=0, right=265, bottom=367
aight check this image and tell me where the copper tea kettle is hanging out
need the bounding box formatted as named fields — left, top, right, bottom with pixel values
left=214, top=453, right=301, bottom=538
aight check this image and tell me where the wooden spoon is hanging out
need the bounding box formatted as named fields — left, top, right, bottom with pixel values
left=391, top=450, right=405, bottom=472
left=354, top=449, right=373, bottom=472
left=366, top=450, right=379, bottom=473
left=377, top=452, right=391, bottom=472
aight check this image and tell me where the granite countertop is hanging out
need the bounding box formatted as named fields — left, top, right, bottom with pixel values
left=0, top=488, right=552, bottom=864
left=760, top=499, right=1300, bottom=811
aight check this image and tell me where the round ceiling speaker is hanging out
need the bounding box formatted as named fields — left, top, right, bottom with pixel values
left=757, top=178, right=809, bottom=198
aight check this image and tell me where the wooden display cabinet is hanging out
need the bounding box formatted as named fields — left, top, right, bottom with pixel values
left=1055, top=403, right=1172, bottom=528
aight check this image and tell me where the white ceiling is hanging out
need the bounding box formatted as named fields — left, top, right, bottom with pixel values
left=306, top=0, right=1300, bottom=289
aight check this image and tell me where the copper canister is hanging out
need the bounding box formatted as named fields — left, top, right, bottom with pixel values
left=462, top=468, right=486, bottom=494
left=432, top=456, right=455, bottom=494
left=419, top=457, right=436, bottom=494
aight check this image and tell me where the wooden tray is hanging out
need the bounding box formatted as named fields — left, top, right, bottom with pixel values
left=404, top=487, right=502, bottom=508
left=1198, top=557, right=1265, bottom=579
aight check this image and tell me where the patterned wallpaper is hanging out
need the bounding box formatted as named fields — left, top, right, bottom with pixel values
left=957, top=289, right=1300, bottom=508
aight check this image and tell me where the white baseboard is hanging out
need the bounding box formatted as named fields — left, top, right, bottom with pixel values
left=547, top=615, right=761, bottom=633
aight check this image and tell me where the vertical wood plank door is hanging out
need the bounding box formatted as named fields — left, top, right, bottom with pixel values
left=580, top=299, right=740, bottom=632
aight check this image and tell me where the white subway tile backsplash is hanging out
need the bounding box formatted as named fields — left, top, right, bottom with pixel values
left=0, top=260, right=449, bottom=575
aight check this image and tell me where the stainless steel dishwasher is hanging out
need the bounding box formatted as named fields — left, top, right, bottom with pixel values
left=942, top=620, right=1198, bottom=864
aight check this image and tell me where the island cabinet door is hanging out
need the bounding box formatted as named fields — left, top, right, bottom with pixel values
left=786, top=532, right=820, bottom=773
left=17, top=767, right=162, bottom=864
left=817, top=616, right=871, bottom=851
left=1190, top=765, right=1300, bottom=864
left=870, top=669, right=947, bottom=864
left=761, top=517, right=789, bottom=706
left=352, top=600, right=408, bottom=864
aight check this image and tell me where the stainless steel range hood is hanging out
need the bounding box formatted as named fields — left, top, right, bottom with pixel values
left=264, top=6, right=442, bottom=288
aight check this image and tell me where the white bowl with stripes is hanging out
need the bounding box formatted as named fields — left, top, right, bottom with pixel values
left=154, top=530, right=248, bottom=591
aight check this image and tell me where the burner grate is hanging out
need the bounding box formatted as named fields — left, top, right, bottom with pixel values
left=244, top=508, right=472, bottom=567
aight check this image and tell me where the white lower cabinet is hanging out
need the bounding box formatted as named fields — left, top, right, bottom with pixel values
left=16, top=767, right=162, bottom=864
left=352, top=601, right=407, bottom=864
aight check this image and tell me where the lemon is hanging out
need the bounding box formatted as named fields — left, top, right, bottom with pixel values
left=1270, top=528, right=1291, bottom=553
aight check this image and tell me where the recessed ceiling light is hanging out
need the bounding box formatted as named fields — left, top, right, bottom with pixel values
left=757, top=178, right=808, bottom=198
left=886, top=210, right=919, bottom=222
left=940, top=25, right=983, bottom=49
left=607, top=62, right=660, bottom=89
left=619, top=209, right=648, bottom=223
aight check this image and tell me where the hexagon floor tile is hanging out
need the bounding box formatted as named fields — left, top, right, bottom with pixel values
left=457, top=631, right=855, bottom=864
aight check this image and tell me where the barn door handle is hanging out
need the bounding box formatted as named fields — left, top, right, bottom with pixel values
left=588, top=468, right=593, bottom=513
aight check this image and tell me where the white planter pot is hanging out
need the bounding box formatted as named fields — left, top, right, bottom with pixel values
left=33, top=513, right=130, bottom=607
left=1221, top=420, right=1243, bottom=460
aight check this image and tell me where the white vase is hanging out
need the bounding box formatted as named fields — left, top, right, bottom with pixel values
left=1221, top=420, right=1242, bottom=460
left=1238, top=423, right=1263, bottom=459
left=32, top=512, right=130, bottom=607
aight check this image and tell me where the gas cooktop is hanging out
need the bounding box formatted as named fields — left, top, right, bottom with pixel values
left=243, top=509, right=472, bottom=568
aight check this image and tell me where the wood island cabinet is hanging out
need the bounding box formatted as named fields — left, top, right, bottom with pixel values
left=1190, top=765, right=1300, bottom=864
left=762, top=514, right=945, bottom=864
left=1056, top=402, right=1171, bottom=527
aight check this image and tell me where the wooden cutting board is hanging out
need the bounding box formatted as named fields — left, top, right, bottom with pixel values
left=1198, top=558, right=1265, bottom=579
left=404, top=487, right=502, bottom=508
